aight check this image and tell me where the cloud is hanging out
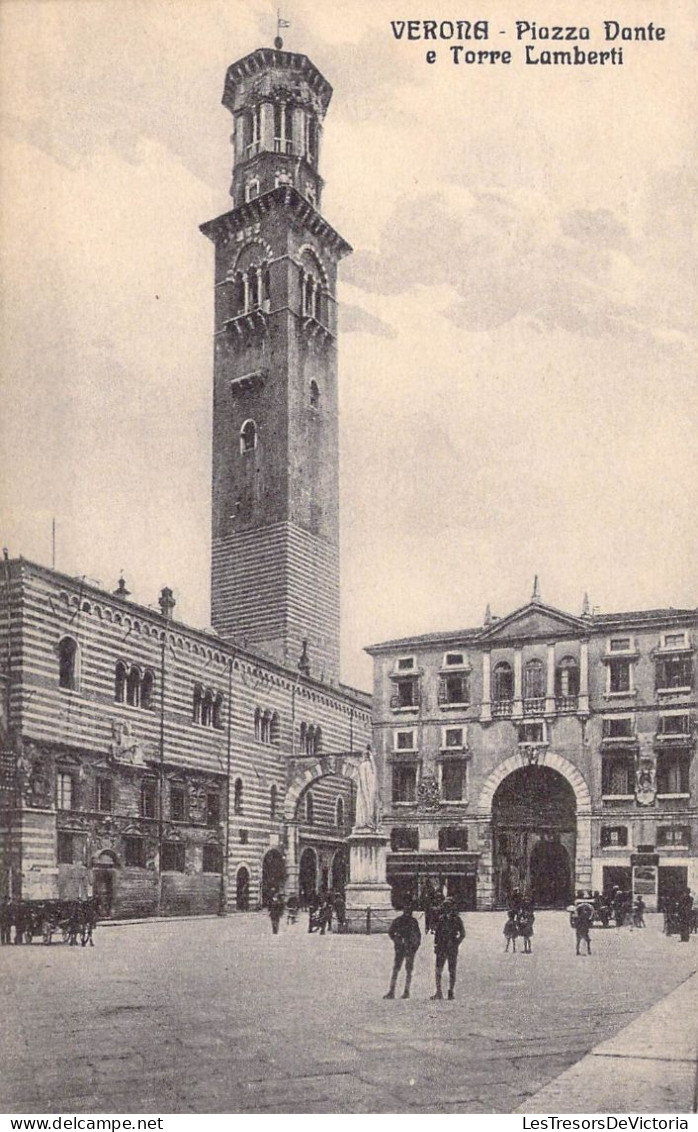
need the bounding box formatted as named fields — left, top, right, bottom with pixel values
left=343, top=184, right=692, bottom=346
left=339, top=303, right=397, bottom=338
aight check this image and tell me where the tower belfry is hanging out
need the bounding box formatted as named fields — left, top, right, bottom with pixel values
left=201, top=46, right=351, bottom=680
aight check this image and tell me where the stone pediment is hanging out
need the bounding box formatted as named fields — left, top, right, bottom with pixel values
left=479, top=602, right=587, bottom=643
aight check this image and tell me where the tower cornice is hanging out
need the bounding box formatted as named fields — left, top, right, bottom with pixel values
left=200, top=185, right=352, bottom=260
left=223, top=48, right=333, bottom=115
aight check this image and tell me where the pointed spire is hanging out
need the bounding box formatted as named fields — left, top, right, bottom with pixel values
left=581, top=592, right=591, bottom=618
left=531, top=575, right=541, bottom=602
left=484, top=603, right=492, bottom=627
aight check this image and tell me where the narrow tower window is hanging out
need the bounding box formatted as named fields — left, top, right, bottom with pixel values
left=58, top=637, right=78, bottom=690
left=240, top=420, right=257, bottom=453
left=309, top=380, right=320, bottom=409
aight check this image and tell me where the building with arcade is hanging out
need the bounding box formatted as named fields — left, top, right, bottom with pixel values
left=0, top=42, right=372, bottom=917
left=368, top=585, right=697, bottom=911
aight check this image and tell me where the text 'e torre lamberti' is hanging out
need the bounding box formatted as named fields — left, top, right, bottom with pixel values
left=0, top=43, right=372, bottom=918
left=200, top=47, right=351, bottom=684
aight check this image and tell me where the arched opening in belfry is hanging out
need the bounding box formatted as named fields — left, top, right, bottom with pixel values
left=491, top=766, right=576, bottom=908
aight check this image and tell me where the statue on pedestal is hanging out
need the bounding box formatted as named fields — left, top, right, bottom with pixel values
left=354, top=744, right=381, bottom=831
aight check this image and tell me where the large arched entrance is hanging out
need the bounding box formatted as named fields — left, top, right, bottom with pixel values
left=236, top=866, right=250, bottom=911
left=261, top=849, right=285, bottom=908
left=330, top=846, right=348, bottom=893
left=492, top=766, right=576, bottom=907
left=299, top=847, right=317, bottom=905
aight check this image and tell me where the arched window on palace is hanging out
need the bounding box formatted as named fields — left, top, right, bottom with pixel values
left=58, top=636, right=78, bottom=690
left=141, top=669, right=155, bottom=711
left=335, top=796, right=344, bottom=829
left=523, top=659, right=544, bottom=701
left=233, top=777, right=243, bottom=816
left=193, top=684, right=203, bottom=724
left=270, top=784, right=278, bottom=819
left=115, top=662, right=127, bottom=703
left=240, top=419, right=257, bottom=454
left=492, top=662, right=513, bottom=702
left=305, top=114, right=318, bottom=165
left=254, top=707, right=262, bottom=741
left=305, top=790, right=314, bottom=825
left=556, top=656, right=580, bottom=706
left=126, top=666, right=141, bottom=708
left=270, top=711, right=280, bottom=746
left=212, top=692, right=224, bottom=731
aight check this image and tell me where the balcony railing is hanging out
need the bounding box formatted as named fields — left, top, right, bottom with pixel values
left=523, top=697, right=546, bottom=716
left=492, top=700, right=513, bottom=719
left=556, top=695, right=579, bottom=713
left=274, top=138, right=294, bottom=154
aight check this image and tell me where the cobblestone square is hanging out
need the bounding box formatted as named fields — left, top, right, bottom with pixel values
left=1, top=911, right=695, bottom=1114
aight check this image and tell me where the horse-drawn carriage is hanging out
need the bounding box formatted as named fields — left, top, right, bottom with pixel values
left=12, top=898, right=97, bottom=945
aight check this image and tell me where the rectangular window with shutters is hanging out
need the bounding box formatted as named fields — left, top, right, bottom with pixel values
left=391, top=826, right=419, bottom=851
left=438, top=826, right=468, bottom=850
left=203, top=844, right=222, bottom=873
left=395, top=730, right=415, bottom=751
left=656, top=752, right=690, bottom=795
left=658, top=714, right=691, bottom=736
left=96, top=778, right=112, bottom=814
left=602, top=755, right=635, bottom=797
left=124, top=836, right=146, bottom=868
left=441, top=761, right=466, bottom=802
left=392, top=765, right=417, bottom=804
left=600, top=826, right=628, bottom=847
left=438, top=673, right=470, bottom=706
left=603, top=717, right=634, bottom=739
left=656, top=826, right=690, bottom=847
left=56, top=773, right=73, bottom=811
left=57, top=831, right=74, bottom=864
left=141, top=780, right=157, bottom=819
left=170, top=785, right=186, bottom=822
left=161, top=841, right=185, bottom=872
left=656, top=655, right=693, bottom=691
left=609, top=659, right=631, bottom=693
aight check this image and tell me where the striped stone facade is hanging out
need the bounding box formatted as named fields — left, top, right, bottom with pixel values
left=368, top=596, right=698, bottom=911
left=0, top=559, right=370, bottom=916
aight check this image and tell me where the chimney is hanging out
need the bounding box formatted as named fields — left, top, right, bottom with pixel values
left=159, top=586, right=176, bottom=620
left=113, top=574, right=130, bottom=599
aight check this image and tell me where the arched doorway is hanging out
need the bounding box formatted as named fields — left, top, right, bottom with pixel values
left=236, top=866, right=250, bottom=911
left=299, top=847, right=317, bottom=906
left=492, top=766, right=575, bottom=907
left=92, top=850, right=119, bottom=917
left=261, top=849, right=285, bottom=908
left=330, top=847, right=348, bottom=893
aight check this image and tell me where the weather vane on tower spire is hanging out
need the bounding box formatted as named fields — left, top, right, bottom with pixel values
left=274, top=8, right=291, bottom=50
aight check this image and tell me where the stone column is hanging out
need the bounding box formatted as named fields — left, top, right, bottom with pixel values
left=545, top=642, right=556, bottom=716
left=285, top=820, right=300, bottom=896
left=578, top=639, right=590, bottom=716
left=512, top=648, right=523, bottom=719
left=480, top=651, right=491, bottom=723
left=576, top=813, right=593, bottom=893
left=260, top=101, right=274, bottom=152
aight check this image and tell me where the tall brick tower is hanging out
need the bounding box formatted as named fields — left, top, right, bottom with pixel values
left=201, top=45, right=351, bottom=681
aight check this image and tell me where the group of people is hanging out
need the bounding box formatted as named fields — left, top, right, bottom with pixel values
left=267, top=889, right=347, bottom=936
left=385, top=896, right=466, bottom=1001
left=0, top=896, right=97, bottom=947
left=503, top=892, right=535, bottom=953
left=664, top=889, right=696, bottom=942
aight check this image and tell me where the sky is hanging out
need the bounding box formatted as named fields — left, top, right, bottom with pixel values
left=1, top=0, right=696, bottom=690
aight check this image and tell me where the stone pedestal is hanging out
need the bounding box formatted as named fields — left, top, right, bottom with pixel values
left=344, top=828, right=394, bottom=934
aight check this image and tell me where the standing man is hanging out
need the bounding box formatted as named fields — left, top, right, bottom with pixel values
left=269, top=889, right=285, bottom=935
left=432, top=897, right=465, bottom=1001
left=384, top=900, right=421, bottom=1000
